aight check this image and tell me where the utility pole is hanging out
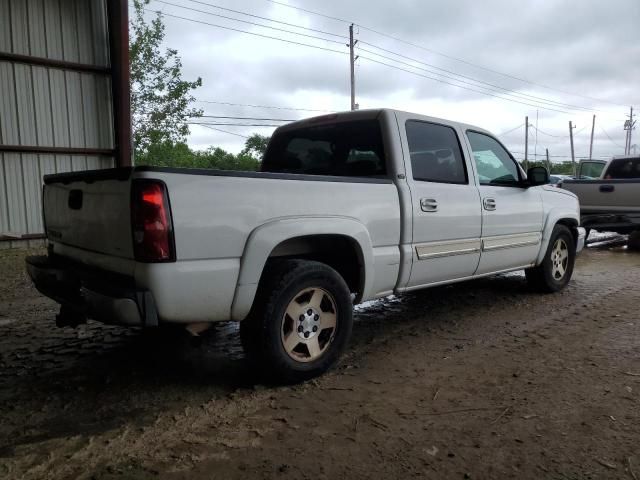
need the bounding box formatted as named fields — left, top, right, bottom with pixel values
left=524, top=116, right=528, bottom=170
left=546, top=148, right=551, bottom=173
left=589, top=114, right=595, bottom=160
left=534, top=110, right=539, bottom=163
left=625, top=116, right=630, bottom=154
left=569, top=121, right=576, bottom=176
left=349, top=24, right=358, bottom=111
left=624, top=106, right=635, bottom=155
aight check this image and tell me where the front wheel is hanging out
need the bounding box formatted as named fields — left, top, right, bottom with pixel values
left=526, top=224, right=576, bottom=292
left=628, top=231, right=640, bottom=251
left=240, top=259, right=353, bottom=384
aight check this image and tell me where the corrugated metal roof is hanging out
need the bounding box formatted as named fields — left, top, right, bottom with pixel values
left=0, top=0, right=116, bottom=243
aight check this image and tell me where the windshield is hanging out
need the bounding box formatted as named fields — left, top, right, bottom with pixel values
left=261, top=120, right=387, bottom=177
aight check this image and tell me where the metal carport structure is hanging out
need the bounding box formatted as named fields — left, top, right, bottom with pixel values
left=0, top=0, right=130, bottom=247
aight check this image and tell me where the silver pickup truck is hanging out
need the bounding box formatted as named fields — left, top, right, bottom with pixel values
left=27, top=109, right=585, bottom=382
left=560, top=156, right=640, bottom=235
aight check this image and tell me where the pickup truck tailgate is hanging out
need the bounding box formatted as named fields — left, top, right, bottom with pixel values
left=44, top=170, right=134, bottom=258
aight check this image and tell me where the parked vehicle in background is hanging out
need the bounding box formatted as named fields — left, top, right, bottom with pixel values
left=560, top=156, right=640, bottom=235
left=549, top=174, right=575, bottom=186
left=26, top=109, right=585, bottom=382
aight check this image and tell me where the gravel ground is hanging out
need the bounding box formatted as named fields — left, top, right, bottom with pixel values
left=0, top=244, right=639, bottom=479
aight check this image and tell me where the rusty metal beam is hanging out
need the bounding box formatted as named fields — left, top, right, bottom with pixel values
left=0, top=145, right=115, bottom=156
left=0, top=233, right=46, bottom=242
left=106, top=0, right=132, bottom=167
left=0, top=52, right=110, bottom=75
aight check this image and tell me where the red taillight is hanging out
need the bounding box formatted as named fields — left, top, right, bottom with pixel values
left=131, top=180, right=175, bottom=262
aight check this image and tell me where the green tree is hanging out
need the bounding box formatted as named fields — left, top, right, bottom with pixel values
left=130, top=0, right=203, bottom=157
left=241, top=134, right=271, bottom=160
left=137, top=140, right=261, bottom=171
left=195, top=147, right=260, bottom=171
left=135, top=141, right=195, bottom=167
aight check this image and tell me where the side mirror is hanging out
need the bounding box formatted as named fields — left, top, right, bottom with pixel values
left=527, top=166, right=549, bottom=186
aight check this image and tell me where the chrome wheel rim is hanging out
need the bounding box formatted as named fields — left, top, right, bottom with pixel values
left=551, top=238, right=569, bottom=280
left=280, top=287, right=337, bottom=363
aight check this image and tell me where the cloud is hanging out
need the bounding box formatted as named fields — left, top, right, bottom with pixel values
left=144, top=0, right=637, bottom=159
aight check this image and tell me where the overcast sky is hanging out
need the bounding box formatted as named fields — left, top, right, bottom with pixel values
left=138, top=0, right=639, bottom=162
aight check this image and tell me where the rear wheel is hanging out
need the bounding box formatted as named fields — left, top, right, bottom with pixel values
left=240, top=259, right=353, bottom=383
left=628, top=231, right=640, bottom=251
left=526, top=224, right=576, bottom=292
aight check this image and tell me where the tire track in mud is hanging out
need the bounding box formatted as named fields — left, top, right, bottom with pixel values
left=0, top=247, right=639, bottom=479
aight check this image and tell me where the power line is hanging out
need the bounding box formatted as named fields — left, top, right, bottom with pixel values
left=529, top=125, right=568, bottom=138
left=358, top=55, right=570, bottom=114
left=144, top=8, right=349, bottom=55
left=358, top=46, right=599, bottom=114
left=266, top=0, right=351, bottom=24
left=189, top=121, right=283, bottom=127
left=194, top=115, right=296, bottom=121
left=195, top=100, right=332, bottom=113
left=359, top=32, right=627, bottom=109
left=358, top=43, right=603, bottom=114
left=181, top=0, right=346, bottom=39
left=147, top=2, right=630, bottom=118
left=497, top=124, right=524, bottom=136
left=152, top=0, right=346, bottom=45
left=573, top=126, right=587, bottom=137
left=599, top=125, right=625, bottom=149
left=264, top=0, right=629, bottom=108
left=195, top=124, right=249, bottom=138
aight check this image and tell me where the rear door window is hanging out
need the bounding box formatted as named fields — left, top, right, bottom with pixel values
left=579, top=161, right=606, bottom=178
left=261, top=120, right=387, bottom=177
left=405, top=121, right=468, bottom=184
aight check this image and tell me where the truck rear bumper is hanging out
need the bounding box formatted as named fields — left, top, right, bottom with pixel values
left=25, top=255, right=158, bottom=327
left=581, top=213, right=640, bottom=235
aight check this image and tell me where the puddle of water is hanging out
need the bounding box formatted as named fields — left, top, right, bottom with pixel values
left=587, top=231, right=628, bottom=249
left=0, top=318, right=17, bottom=327
left=354, top=295, right=400, bottom=312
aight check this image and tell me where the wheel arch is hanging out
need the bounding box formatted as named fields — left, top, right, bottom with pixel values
left=230, top=217, right=374, bottom=321
left=536, top=209, right=580, bottom=265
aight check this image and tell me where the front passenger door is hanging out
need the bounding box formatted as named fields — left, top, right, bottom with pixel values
left=465, top=131, right=543, bottom=275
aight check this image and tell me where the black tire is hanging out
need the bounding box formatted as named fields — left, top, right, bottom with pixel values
left=240, top=259, right=353, bottom=384
left=628, top=231, right=640, bottom=251
left=525, top=224, right=576, bottom=293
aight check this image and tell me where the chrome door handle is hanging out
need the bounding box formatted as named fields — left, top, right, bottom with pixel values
left=483, top=197, right=496, bottom=211
left=420, top=198, right=438, bottom=212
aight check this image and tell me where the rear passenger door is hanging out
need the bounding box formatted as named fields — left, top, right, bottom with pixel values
left=400, top=118, right=482, bottom=288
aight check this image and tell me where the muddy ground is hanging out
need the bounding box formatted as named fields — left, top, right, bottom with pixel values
left=0, top=242, right=639, bottom=480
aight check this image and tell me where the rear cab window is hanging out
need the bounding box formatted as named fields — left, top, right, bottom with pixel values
left=604, top=158, right=640, bottom=179
left=261, top=120, right=387, bottom=178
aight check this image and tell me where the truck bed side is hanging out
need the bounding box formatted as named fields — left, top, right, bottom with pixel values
left=43, top=167, right=402, bottom=322
left=560, top=179, right=640, bottom=214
